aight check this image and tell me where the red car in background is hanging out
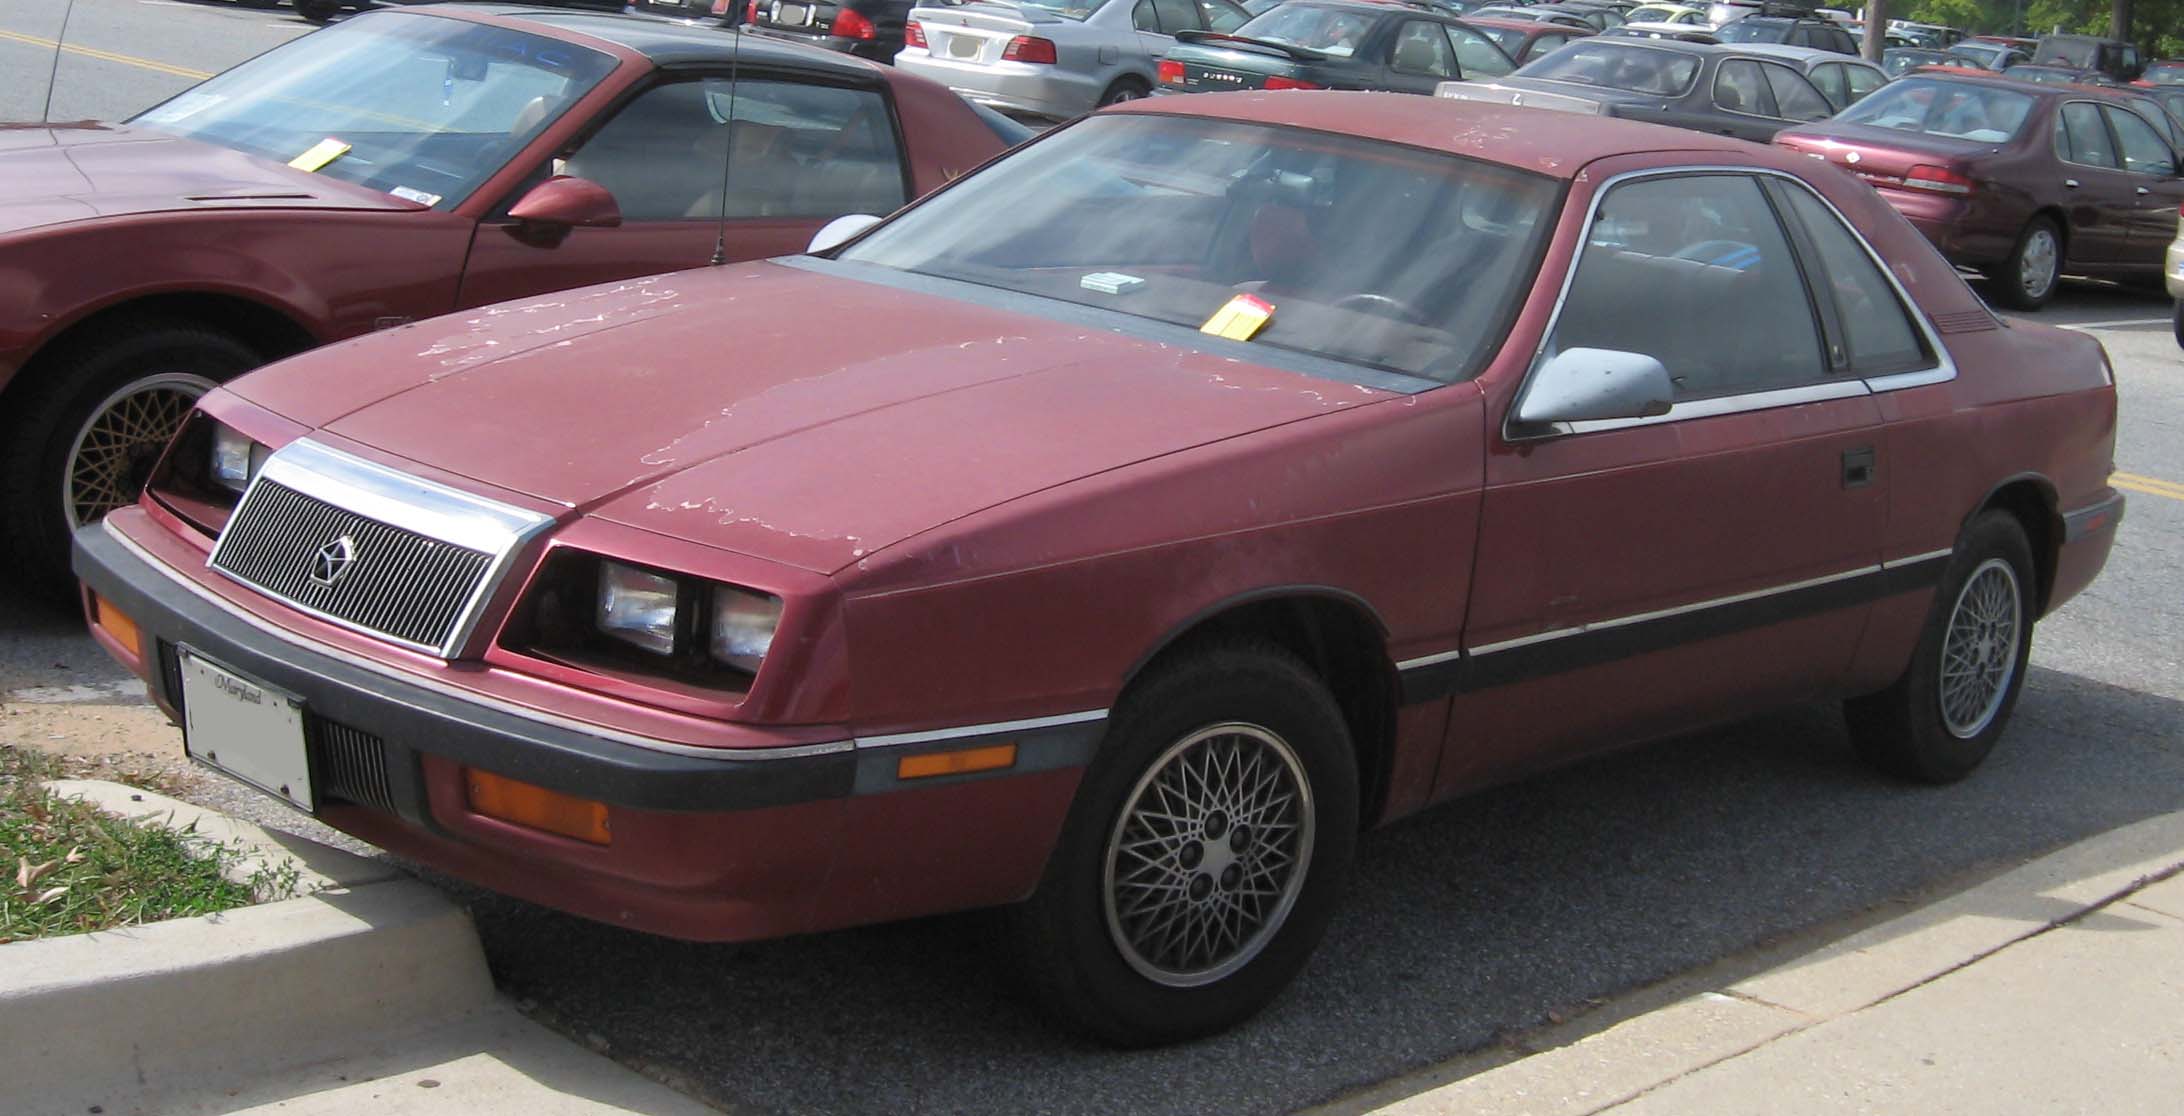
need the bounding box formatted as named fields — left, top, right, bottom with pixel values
left=1459, top=15, right=1594, bottom=65
left=0, top=5, right=1010, bottom=593
left=78, top=96, right=2121, bottom=1044
left=1777, top=72, right=2184, bottom=308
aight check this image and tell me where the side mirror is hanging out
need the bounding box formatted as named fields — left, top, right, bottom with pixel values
left=1515, top=347, right=1675, bottom=426
left=507, top=175, right=622, bottom=229
left=807, top=213, right=883, bottom=255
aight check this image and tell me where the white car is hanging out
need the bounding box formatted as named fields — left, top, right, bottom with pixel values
left=898, top=0, right=1251, bottom=122
left=1624, top=3, right=1710, bottom=25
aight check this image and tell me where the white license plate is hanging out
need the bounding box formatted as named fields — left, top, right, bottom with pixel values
left=775, top=1, right=811, bottom=24
left=180, top=652, right=314, bottom=813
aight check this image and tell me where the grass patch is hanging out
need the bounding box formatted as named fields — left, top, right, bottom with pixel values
left=1, top=745, right=285, bottom=944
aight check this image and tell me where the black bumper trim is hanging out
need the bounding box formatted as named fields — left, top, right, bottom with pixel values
left=76, top=523, right=855, bottom=813
left=2063, top=491, right=2125, bottom=542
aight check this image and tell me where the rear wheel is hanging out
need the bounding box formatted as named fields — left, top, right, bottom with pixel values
left=1845, top=511, right=2036, bottom=784
left=0, top=321, right=259, bottom=598
left=1097, top=77, right=1150, bottom=107
left=293, top=0, right=344, bottom=22
left=1011, top=644, right=1357, bottom=1046
left=1985, top=217, right=2062, bottom=310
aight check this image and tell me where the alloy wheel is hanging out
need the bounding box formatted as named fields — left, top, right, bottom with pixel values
left=63, top=372, right=215, bottom=529
left=1102, top=722, right=1315, bottom=988
left=1938, top=557, right=2021, bottom=739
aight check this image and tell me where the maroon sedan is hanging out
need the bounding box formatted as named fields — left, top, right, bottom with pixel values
left=77, top=95, right=2121, bottom=1044
left=1775, top=72, right=2184, bottom=309
left=0, top=4, right=1009, bottom=593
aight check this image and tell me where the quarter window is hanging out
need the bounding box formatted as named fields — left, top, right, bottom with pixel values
left=1843, top=63, right=1885, bottom=103
left=1545, top=174, right=1827, bottom=400
left=1133, top=0, right=1160, bottom=32
left=2057, top=101, right=2120, bottom=168
left=1807, top=63, right=1849, bottom=110
left=1774, top=185, right=1928, bottom=375
left=2105, top=104, right=2180, bottom=175
left=1151, top=0, right=1200, bottom=33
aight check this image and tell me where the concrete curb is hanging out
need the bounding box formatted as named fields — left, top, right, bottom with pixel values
left=42, top=778, right=403, bottom=896
left=1336, top=809, right=2184, bottom=1116
left=1, top=781, right=496, bottom=1113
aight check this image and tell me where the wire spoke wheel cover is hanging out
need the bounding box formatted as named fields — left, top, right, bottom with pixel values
left=1102, top=722, right=1315, bottom=988
left=63, top=372, right=215, bottom=529
left=1937, top=557, right=2021, bottom=740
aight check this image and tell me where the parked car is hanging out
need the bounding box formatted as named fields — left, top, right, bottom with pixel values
left=0, top=6, right=1013, bottom=592
left=1882, top=46, right=1954, bottom=77
left=898, top=0, right=1255, bottom=121
left=744, top=0, right=916, bottom=63
left=1887, top=19, right=1962, bottom=48
left=2002, top=62, right=2117, bottom=86
left=76, top=91, right=2120, bottom=1046
left=1606, top=22, right=1719, bottom=42
left=1470, top=4, right=1601, bottom=30
left=1945, top=40, right=2029, bottom=72
left=1969, top=33, right=2038, bottom=52
left=1775, top=73, right=2184, bottom=308
left=2031, top=33, right=2144, bottom=83
left=1440, top=38, right=1836, bottom=142
left=1520, top=1, right=1623, bottom=30
left=1154, top=2, right=1516, bottom=94
left=1711, top=15, right=1856, bottom=54
left=2169, top=210, right=2184, bottom=346
left=1739, top=42, right=1887, bottom=110
left=1623, top=2, right=1709, bottom=23
left=1464, top=13, right=1595, bottom=62
left=2142, top=59, right=2184, bottom=86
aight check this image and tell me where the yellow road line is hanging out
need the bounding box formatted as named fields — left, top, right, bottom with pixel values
left=2114, top=472, right=2184, bottom=503
left=0, top=28, right=212, bottom=80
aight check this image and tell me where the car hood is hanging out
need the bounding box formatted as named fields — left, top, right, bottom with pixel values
left=229, top=260, right=1393, bottom=574
left=0, top=123, right=423, bottom=237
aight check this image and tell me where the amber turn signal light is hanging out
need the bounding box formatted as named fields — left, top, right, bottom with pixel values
left=897, top=742, right=1017, bottom=781
left=464, top=768, right=611, bottom=845
left=90, top=593, right=142, bottom=658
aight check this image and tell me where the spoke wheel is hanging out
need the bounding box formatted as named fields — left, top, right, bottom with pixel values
left=2017, top=227, right=2058, bottom=303
left=63, top=373, right=215, bottom=530
left=1937, top=558, right=2021, bottom=740
left=1103, top=723, right=1315, bottom=988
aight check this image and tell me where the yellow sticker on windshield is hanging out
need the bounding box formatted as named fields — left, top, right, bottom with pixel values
left=1200, top=293, right=1275, bottom=341
left=287, top=138, right=352, bottom=173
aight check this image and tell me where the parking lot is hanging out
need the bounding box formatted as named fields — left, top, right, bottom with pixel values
left=4, top=3, right=2184, bottom=1113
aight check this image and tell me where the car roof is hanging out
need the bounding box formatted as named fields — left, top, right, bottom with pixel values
left=1738, top=42, right=1864, bottom=64
left=1461, top=14, right=1567, bottom=31
left=432, top=4, right=881, bottom=76
left=1115, top=92, right=1756, bottom=179
left=1891, top=69, right=2068, bottom=98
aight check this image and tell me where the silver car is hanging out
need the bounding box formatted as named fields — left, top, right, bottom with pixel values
left=1736, top=42, right=1887, bottom=111
left=899, top=0, right=1252, bottom=122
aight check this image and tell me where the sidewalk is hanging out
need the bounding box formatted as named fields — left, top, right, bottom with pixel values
left=1339, top=811, right=2184, bottom=1116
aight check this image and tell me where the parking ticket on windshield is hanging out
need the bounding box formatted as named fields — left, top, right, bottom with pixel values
left=288, top=138, right=352, bottom=172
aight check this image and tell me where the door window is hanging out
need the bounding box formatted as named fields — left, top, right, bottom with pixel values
left=1773, top=185, right=1928, bottom=375
left=1714, top=59, right=1773, bottom=115
left=1200, top=0, right=1250, bottom=32
left=721, top=80, right=907, bottom=218
left=1133, top=0, right=1160, bottom=32
left=1543, top=174, right=1827, bottom=401
left=560, top=77, right=739, bottom=221
left=1763, top=62, right=1833, bottom=121
left=2056, top=101, right=2120, bottom=168
left=1151, top=0, right=1200, bottom=33
left=1449, top=24, right=1516, bottom=77
left=2104, top=104, right=2179, bottom=176
left=1391, top=20, right=1458, bottom=76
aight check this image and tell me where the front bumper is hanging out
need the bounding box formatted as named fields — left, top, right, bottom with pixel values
left=74, top=513, right=1094, bottom=941
left=2165, top=235, right=2184, bottom=300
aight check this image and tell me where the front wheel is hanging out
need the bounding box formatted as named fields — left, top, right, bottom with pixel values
left=1985, top=217, right=2062, bottom=310
left=1846, top=511, right=2036, bottom=784
left=1011, top=644, right=1358, bottom=1046
left=0, top=321, right=259, bottom=598
left=293, top=0, right=345, bottom=22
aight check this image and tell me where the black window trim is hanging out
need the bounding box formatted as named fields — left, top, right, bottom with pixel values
left=1761, top=177, right=1938, bottom=380
left=1505, top=165, right=1956, bottom=443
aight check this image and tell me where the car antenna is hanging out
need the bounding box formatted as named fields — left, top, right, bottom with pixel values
left=709, top=21, right=743, bottom=267
left=41, top=0, right=80, bottom=125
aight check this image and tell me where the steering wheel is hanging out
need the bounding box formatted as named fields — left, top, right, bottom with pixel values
left=1331, top=292, right=1428, bottom=325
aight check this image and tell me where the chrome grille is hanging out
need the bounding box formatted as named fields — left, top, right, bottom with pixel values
left=212, top=479, right=494, bottom=652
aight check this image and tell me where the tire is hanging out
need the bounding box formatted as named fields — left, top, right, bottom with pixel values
left=1984, top=217, right=2062, bottom=311
left=293, top=0, right=344, bottom=22
left=1011, top=643, right=1359, bottom=1046
left=0, top=320, right=260, bottom=598
left=1845, top=511, right=2037, bottom=784
left=1097, top=77, right=1150, bottom=108
left=2172, top=300, right=2184, bottom=351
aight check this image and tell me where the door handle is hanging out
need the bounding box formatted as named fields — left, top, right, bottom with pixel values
left=2064, top=178, right=2080, bottom=188
left=1842, top=446, right=1876, bottom=489
left=2138, top=186, right=2152, bottom=195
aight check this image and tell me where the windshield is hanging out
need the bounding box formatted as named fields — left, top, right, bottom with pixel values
left=837, top=115, right=1559, bottom=383
left=2145, top=61, right=2184, bottom=84
left=1837, top=78, right=2035, bottom=142
left=1015, top=0, right=1115, bottom=19
left=1520, top=41, right=1699, bottom=95
left=130, top=12, right=616, bottom=209
left=1235, top=4, right=1380, bottom=56
left=1882, top=48, right=1952, bottom=77
left=1472, top=22, right=1527, bottom=52
left=1711, top=18, right=1785, bottom=43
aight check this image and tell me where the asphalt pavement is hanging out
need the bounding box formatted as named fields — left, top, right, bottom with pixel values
left=3, top=10, right=2184, bottom=1113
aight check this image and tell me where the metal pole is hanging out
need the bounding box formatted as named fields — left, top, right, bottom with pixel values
left=1863, top=0, right=1886, bottom=62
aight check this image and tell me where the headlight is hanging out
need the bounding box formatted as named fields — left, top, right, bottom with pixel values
left=710, top=587, right=782, bottom=672
left=596, top=561, right=681, bottom=655
left=582, top=558, right=783, bottom=676
left=209, top=422, right=269, bottom=494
